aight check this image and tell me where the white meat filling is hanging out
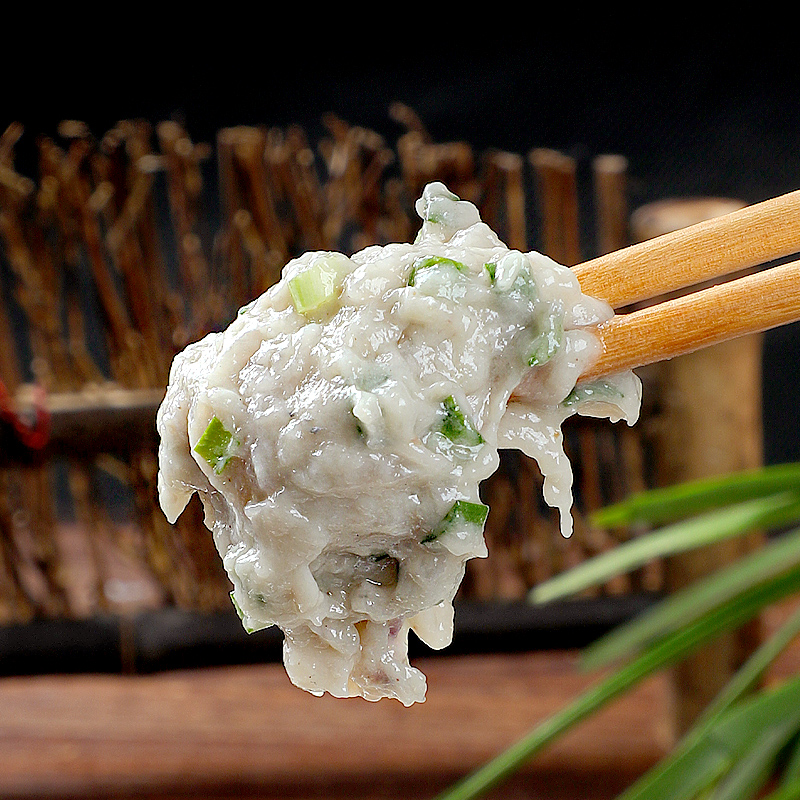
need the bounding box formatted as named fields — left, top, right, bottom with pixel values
left=156, top=181, right=642, bottom=706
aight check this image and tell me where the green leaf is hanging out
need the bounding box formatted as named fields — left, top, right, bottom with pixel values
left=708, top=713, right=800, bottom=800
left=616, top=732, right=731, bottom=800
left=434, top=562, right=800, bottom=800
left=527, top=310, right=563, bottom=367
left=562, top=378, right=622, bottom=407
left=619, top=677, right=800, bottom=800
left=699, top=603, right=800, bottom=736
left=425, top=397, right=485, bottom=462
left=761, top=777, right=800, bottom=800
left=618, top=603, right=800, bottom=800
left=781, top=734, right=800, bottom=789
left=530, top=493, right=800, bottom=605
left=581, top=527, right=800, bottom=672
left=592, top=463, right=800, bottom=529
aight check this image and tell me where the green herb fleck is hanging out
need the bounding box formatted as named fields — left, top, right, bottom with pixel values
left=527, top=312, right=564, bottom=367
left=288, top=256, right=349, bottom=315
left=509, top=264, right=538, bottom=301
left=356, top=369, right=390, bottom=392
left=422, top=500, right=490, bottom=544
left=229, top=591, right=267, bottom=634
left=562, top=379, right=623, bottom=407
left=229, top=591, right=257, bottom=633
left=194, top=416, right=239, bottom=474
left=425, top=396, right=485, bottom=461
left=439, top=396, right=484, bottom=446
left=408, top=255, right=469, bottom=286
left=230, top=590, right=245, bottom=620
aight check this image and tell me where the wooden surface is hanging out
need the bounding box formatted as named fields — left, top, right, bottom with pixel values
left=0, top=650, right=671, bottom=800
left=2, top=598, right=799, bottom=800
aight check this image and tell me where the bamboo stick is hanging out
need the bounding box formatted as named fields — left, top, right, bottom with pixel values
left=580, top=258, right=800, bottom=382
left=229, top=126, right=289, bottom=264
left=574, top=189, right=800, bottom=309
left=158, top=121, right=215, bottom=329
left=592, top=154, right=629, bottom=255
left=482, top=151, right=527, bottom=252
left=529, top=148, right=581, bottom=265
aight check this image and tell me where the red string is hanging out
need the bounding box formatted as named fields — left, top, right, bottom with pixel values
left=0, top=378, right=51, bottom=450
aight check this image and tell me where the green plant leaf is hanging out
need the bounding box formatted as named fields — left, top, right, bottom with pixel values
left=696, top=603, right=800, bottom=737
left=617, top=603, right=800, bottom=800
left=781, top=734, right=800, bottom=788
left=761, top=776, right=800, bottom=800
left=619, top=677, right=800, bottom=800
left=434, top=560, right=800, bottom=800
left=581, top=527, right=800, bottom=672
left=708, top=712, right=800, bottom=800
left=592, top=463, right=800, bottom=529
left=530, top=493, right=800, bottom=605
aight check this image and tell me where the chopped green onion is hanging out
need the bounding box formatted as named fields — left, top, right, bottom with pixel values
left=423, top=187, right=461, bottom=224
left=491, top=254, right=538, bottom=301
left=425, top=396, right=485, bottom=461
left=408, top=255, right=469, bottom=286
left=350, top=389, right=384, bottom=445
left=509, top=265, right=538, bottom=301
left=288, top=255, right=349, bottom=314
left=438, top=396, right=484, bottom=447
left=193, top=416, right=239, bottom=474
left=230, top=590, right=246, bottom=621
left=527, top=311, right=563, bottom=367
left=356, top=368, right=391, bottom=392
left=423, top=500, right=490, bottom=544
left=229, top=591, right=265, bottom=634
left=230, top=591, right=256, bottom=633
left=562, top=379, right=622, bottom=407
left=453, top=500, right=490, bottom=526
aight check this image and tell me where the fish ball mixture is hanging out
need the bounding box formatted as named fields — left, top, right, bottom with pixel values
left=157, top=182, right=641, bottom=705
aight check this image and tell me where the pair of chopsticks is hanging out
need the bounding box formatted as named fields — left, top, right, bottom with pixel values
left=574, top=189, right=800, bottom=381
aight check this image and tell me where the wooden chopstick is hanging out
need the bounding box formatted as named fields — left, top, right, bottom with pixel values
left=562, top=188, right=800, bottom=383
left=581, top=258, right=800, bottom=381
left=573, top=189, right=800, bottom=309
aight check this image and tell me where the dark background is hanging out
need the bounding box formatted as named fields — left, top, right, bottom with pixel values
left=6, top=33, right=800, bottom=464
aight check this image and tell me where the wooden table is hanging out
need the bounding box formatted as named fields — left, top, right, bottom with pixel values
left=4, top=599, right=798, bottom=800
left=0, top=649, right=671, bottom=800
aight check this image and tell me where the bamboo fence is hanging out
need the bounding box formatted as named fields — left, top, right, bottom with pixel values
left=0, top=106, right=743, bottom=647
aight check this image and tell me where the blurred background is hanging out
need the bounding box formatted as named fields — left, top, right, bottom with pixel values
left=9, top=34, right=799, bottom=459
left=2, top=31, right=800, bottom=799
